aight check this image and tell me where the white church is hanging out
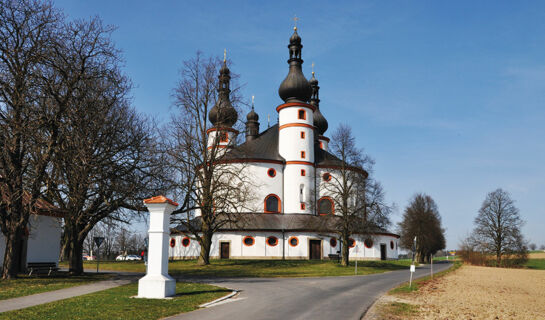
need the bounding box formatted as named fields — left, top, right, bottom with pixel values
left=169, top=27, right=399, bottom=261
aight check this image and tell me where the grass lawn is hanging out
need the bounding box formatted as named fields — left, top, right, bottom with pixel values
left=390, top=261, right=462, bottom=294
left=524, top=259, right=545, bottom=270
left=0, top=273, right=112, bottom=301
left=64, top=259, right=413, bottom=278
left=0, top=282, right=230, bottom=320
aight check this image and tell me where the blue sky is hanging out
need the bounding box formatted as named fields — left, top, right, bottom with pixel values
left=56, top=0, right=545, bottom=249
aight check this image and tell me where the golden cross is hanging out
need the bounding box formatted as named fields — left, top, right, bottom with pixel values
left=251, top=95, right=255, bottom=106
left=223, top=49, right=226, bottom=62
left=312, top=62, right=315, bottom=75
left=293, top=15, right=299, bottom=30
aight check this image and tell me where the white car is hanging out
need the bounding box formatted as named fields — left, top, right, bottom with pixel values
left=125, top=255, right=142, bottom=261
left=115, top=255, right=126, bottom=261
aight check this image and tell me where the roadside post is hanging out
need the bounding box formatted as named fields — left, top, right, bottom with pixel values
left=354, top=244, right=358, bottom=275
left=93, top=236, right=105, bottom=273
left=430, top=254, right=433, bottom=279
left=409, top=236, right=416, bottom=287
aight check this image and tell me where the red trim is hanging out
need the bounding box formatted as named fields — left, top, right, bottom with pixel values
left=301, top=169, right=306, bottom=176
left=318, top=196, right=335, bottom=215
left=279, top=123, right=315, bottom=130
left=170, top=238, right=176, bottom=248
left=322, top=173, right=332, bottom=182
left=276, top=102, right=316, bottom=113
left=364, top=238, right=374, bottom=248
left=206, top=127, right=239, bottom=135
left=267, top=168, right=276, bottom=178
left=266, top=236, right=278, bottom=246
left=145, top=195, right=179, bottom=206
left=316, top=165, right=368, bottom=178
left=214, top=159, right=284, bottom=165
left=182, top=237, right=190, bottom=247
left=286, top=161, right=314, bottom=166
left=207, top=145, right=228, bottom=150
left=318, top=136, right=330, bottom=142
left=219, top=132, right=229, bottom=143
left=289, top=236, right=299, bottom=247
left=264, top=194, right=281, bottom=213
left=348, top=238, right=356, bottom=248
left=300, top=131, right=305, bottom=139
left=319, top=141, right=324, bottom=149
left=330, top=238, right=337, bottom=247
left=243, top=236, right=255, bottom=247
left=301, top=151, right=305, bottom=159
left=300, top=203, right=305, bottom=210
left=298, top=109, right=306, bottom=120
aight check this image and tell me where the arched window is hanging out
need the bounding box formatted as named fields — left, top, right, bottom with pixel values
left=318, top=197, right=334, bottom=215
left=364, top=238, right=374, bottom=249
left=330, top=238, right=337, bottom=247
left=267, top=236, right=278, bottom=246
left=298, top=109, right=306, bottom=120
left=323, top=173, right=332, bottom=182
left=348, top=238, right=356, bottom=248
left=182, top=237, right=190, bottom=247
left=289, top=237, right=299, bottom=247
left=169, top=238, right=176, bottom=248
left=264, top=194, right=280, bottom=213
left=390, top=241, right=394, bottom=250
left=243, top=236, right=255, bottom=246
left=300, top=131, right=305, bottom=139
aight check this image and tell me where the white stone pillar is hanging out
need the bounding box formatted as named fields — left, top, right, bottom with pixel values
left=138, top=195, right=178, bottom=299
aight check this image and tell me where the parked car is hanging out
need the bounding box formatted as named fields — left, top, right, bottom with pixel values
left=125, top=255, right=142, bottom=261
left=83, top=255, right=95, bottom=261
left=115, top=255, right=127, bottom=261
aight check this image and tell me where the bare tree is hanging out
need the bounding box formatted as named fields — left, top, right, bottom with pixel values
left=0, top=0, right=64, bottom=279
left=398, top=193, right=446, bottom=263
left=529, top=243, right=537, bottom=251
left=320, top=124, right=391, bottom=266
left=540, top=244, right=545, bottom=251
left=471, top=188, right=527, bottom=266
left=166, top=52, right=253, bottom=265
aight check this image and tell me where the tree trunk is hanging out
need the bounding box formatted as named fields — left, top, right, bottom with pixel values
left=197, top=232, right=212, bottom=265
left=1, top=228, right=23, bottom=279
left=66, top=226, right=85, bottom=275
left=341, top=235, right=350, bottom=266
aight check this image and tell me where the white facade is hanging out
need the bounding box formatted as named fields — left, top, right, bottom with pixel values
left=0, top=214, right=62, bottom=266
left=169, top=232, right=399, bottom=260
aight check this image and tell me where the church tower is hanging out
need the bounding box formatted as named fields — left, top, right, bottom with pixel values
left=208, top=52, right=238, bottom=151
left=310, top=70, right=329, bottom=151
left=277, top=26, right=314, bottom=214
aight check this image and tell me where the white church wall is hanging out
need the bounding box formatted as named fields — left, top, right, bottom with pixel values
left=242, top=163, right=284, bottom=213
left=26, top=215, right=62, bottom=264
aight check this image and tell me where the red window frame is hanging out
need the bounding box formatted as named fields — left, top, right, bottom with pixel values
left=264, top=194, right=281, bottom=213
left=300, top=131, right=305, bottom=139
left=267, top=168, right=276, bottom=178
left=318, top=197, right=335, bottom=215
left=330, top=238, right=337, bottom=247
left=323, top=173, right=332, bottom=182
left=300, top=203, right=305, bottom=210
left=319, top=141, right=324, bottom=149
left=219, top=132, right=228, bottom=143
left=298, top=109, right=306, bottom=120
left=348, top=238, right=356, bottom=248
left=301, top=151, right=305, bottom=159
left=170, top=238, right=176, bottom=248
left=364, top=238, right=374, bottom=249
left=289, top=236, right=299, bottom=247
left=182, top=237, right=190, bottom=247
left=243, top=236, right=255, bottom=247
left=301, top=169, right=306, bottom=176
left=266, top=236, right=278, bottom=247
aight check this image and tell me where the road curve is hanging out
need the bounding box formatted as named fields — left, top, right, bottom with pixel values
left=168, top=262, right=452, bottom=320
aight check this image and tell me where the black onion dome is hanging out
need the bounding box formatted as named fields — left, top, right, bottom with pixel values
left=246, top=107, right=259, bottom=121
left=209, top=60, right=238, bottom=127
left=278, top=28, right=312, bottom=103
left=310, top=72, right=328, bottom=135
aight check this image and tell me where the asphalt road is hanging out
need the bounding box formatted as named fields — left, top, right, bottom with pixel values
left=168, top=261, right=452, bottom=320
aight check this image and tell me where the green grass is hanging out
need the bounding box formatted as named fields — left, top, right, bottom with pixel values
left=525, top=259, right=545, bottom=270
left=390, top=261, right=462, bottom=294
left=63, top=259, right=413, bottom=278
left=0, top=273, right=112, bottom=301
left=0, top=282, right=230, bottom=320
left=380, top=301, right=419, bottom=318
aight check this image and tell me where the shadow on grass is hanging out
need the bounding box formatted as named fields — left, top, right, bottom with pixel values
left=173, top=289, right=232, bottom=298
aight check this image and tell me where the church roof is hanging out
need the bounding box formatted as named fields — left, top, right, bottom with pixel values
left=172, top=213, right=398, bottom=238
left=224, top=124, right=284, bottom=162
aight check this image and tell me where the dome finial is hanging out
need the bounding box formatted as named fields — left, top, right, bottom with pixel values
left=312, top=61, right=315, bottom=76
left=208, top=54, right=237, bottom=127
left=251, top=95, right=255, bottom=109
left=293, top=15, right=299, bottom=31
left=223, top=49, right=227, bottom=62
left=278, top=23, right=312, bottom=103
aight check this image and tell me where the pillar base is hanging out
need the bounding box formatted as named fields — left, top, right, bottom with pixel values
left=137, top=274, right=176, bottom=299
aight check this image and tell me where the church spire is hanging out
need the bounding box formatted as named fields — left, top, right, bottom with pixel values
left=246, top=95, right=260, bottom=141
left=209, top=50, right=238, bottom=127
left=278, top=20, right=312, bottom=103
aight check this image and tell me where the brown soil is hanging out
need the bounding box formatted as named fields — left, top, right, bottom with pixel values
left=381, top=265, right=545, bottom=320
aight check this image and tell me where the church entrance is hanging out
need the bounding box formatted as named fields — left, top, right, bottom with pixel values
left=380, top=244, right=387, bottom=260
left=309, top=240, right=321, bottom=260
left=220, top=242, right=230, bottom=259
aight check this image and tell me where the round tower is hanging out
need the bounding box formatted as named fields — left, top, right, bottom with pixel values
left=309, top=70, right=329, bottom=151
left=277, top=26, right=314, bottom=214
left=208, top=53, right=238, bottom=151
left=245, top=96, right=260, bottom=141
